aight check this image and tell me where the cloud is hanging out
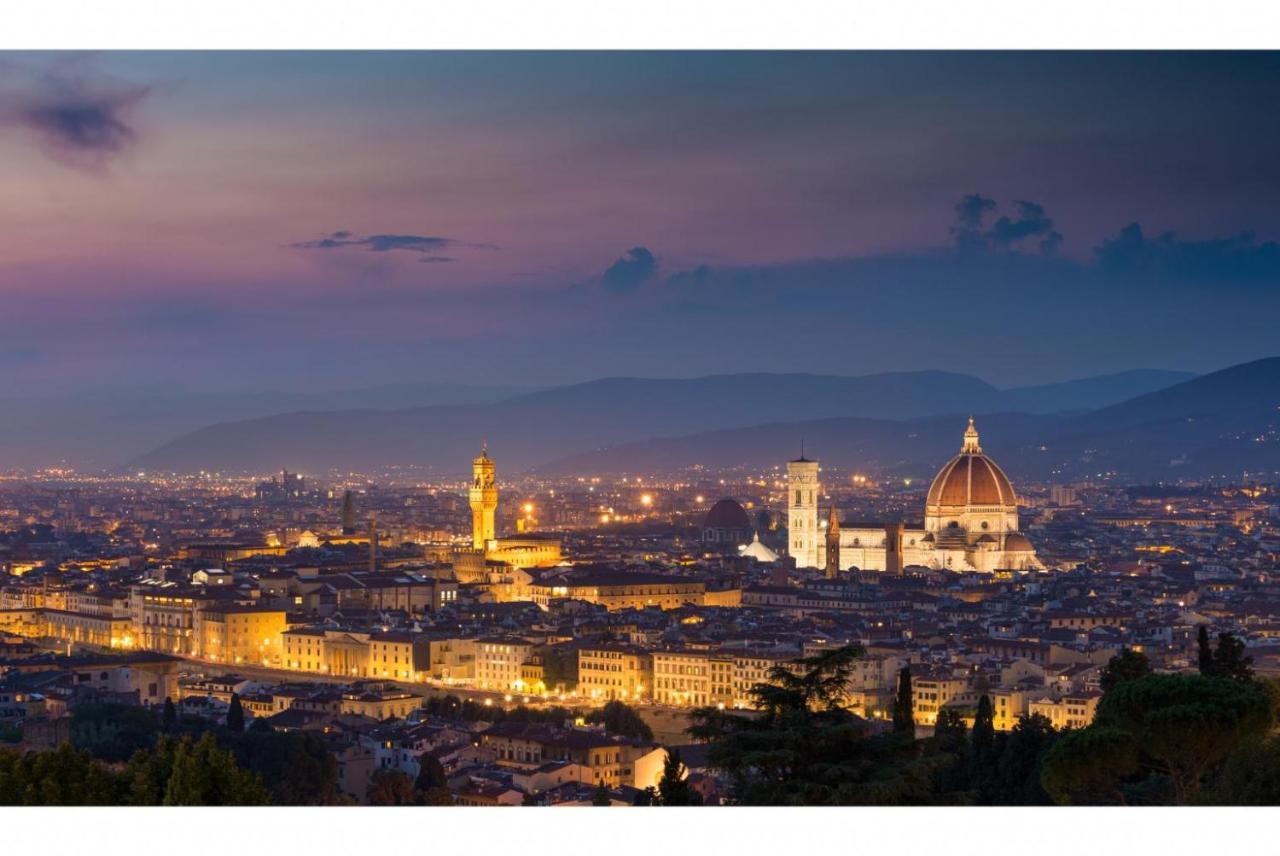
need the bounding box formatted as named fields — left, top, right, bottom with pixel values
left=290, top=231, right=493, bottom=262
left=0, top=61, right=149, bottom=170
left=951, top=195, right=1060, bottom=256
left=602, top=247, right=658, bottom=293
left=1093, top=223, right=1280, bottom=281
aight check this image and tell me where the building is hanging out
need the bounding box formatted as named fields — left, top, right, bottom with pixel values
left=474, top=636, right=535, bottom=692
left=530, top=570, right=708, bottom=611
left=195, top=604, right=286, bottom=666
left=787, top=418, right=1042, bottom=573
left=470, top=445, right=498, bottom=550
left=578, top=645, right=653, bottom=701
left=701, top=498, right=754, bottom=550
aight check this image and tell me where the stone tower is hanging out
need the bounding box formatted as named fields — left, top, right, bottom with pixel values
left=824, top=505, right=841, bottom=578
left=470, top=444, right=498, bottom=550
left=787, top=452, right=821, bottom=569
left=341, top=490, right=356, bottom=535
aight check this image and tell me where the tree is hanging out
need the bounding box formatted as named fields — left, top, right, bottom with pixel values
left=587, top=700, right=654, bottom=741
left=226, top=693, right=245, bottom=733
left=688, top=644, right=931, bottom=805
left=122, top=733, right=269, bottom=806
left=70, top=702, right=160, bottom=763
left=991, top=714, right=1058, bottom=805
left=970, top=695, right=997, bottom=802
left=162, top=697, right=177, bottom=729
left=1041, top=727, right=1140, bottom=805
left=892, top=667, right=914, bottom=736
left=414, top=752, right=453, bottom=805
left=1197, top=625, right=1215, bottom=676
left=591, top=782, right=611, bottom=806
left=1100, top=649, right=1152, bottom=693
left=926, top=709, right=970, bottom=795
left=1210, top=735, right=1280, bottom=805
left=366, top=769, right=418, bottom=806
left=0, top=744, right=119, bottom=805
left=230, top=729, right=340, bottom=805
left=1211, top=632, right=1254, bottom=683
left=657, top=749, right=696, bottom=806
left=1040, top=674, right=1272, bottom=805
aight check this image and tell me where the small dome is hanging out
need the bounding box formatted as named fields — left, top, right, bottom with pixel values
left=1004, top=533, right=1034, bottom=551
left=739, top=531, right=779, bottom=563
left=703, top=498, right=751, bottom=531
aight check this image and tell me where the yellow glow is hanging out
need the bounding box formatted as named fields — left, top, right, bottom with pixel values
left=640, top=493, right=653, bottom=507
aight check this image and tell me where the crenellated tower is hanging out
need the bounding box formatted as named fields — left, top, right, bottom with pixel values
left=470, top=444, right=498, bottom=550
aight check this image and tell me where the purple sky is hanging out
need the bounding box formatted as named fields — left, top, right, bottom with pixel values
left=1, top=51, right=1279, bottom=394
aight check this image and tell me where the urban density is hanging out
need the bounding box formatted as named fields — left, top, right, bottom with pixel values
left=4, top=413, right=1280, bottom=805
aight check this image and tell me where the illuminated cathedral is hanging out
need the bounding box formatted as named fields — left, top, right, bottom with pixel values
left=787, top=418, right=1041, bottom=574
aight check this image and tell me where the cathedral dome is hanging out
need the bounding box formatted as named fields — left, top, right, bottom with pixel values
left=703, top=498, right=751, bottom=531
left=925, top=418, right=1017, bottom=510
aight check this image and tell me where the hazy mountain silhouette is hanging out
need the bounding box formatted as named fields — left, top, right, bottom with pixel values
left=127, top=367, right=1199, bottom=477
left=542, top=359, right=1280, bottom=482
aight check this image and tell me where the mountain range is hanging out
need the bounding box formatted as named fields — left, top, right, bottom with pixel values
left=117, top=364, right=1278, bottom=481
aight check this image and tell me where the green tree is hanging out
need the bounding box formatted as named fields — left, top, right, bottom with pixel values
left=70, top=702, right=160, bottom=763
left=1041, top=727, right=1140, bottom=805
left=970, top=694, right=997, bottom=801
left=226, top=693, right=245, bottom=733
left=124, top=733, right=269, bottom=806
left=892, top=667, right=914, bottom=736
left=1209, top=735, right=1280, bottom=805
left=162, top=697, right=177, bottom=730
left=688, top=644, right=931, bottom=805
left=591, top=782, right=611, bottom=806
left=414, top=752, right=453, bottom=805
left=1211, top=632, right=1254, bottom=683
left=657, top=749, right=696, bottom=806
left=1040, top=674, right=1272, bottom=805
left=1100, top=649, right=1153, bottom=693
left=991, top=714, right=1058, bottom=805
left=366, top=769, right=418, bottom=806
left=0, top=744, right=119, bottom=805
left=230, top=729, right=340, bottom=805
left=1197, top=625, right=1215, bottom=676
left=926, top=708, right=970, bottom=795
left=587, top=700, right=654, bottom=741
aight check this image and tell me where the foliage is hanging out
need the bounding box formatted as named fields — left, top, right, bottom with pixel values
left=989, top=714, right=1058, bottom=805
left=0, top=744, right=119, bottom=805
left=1041, top=726, right=1140, bottom=805
left=122, top=733, right=270, bottom=806
left=228, top=728, right=340, bottom=805
left=70, top=702, right=160, bottom=763
left=415, top=752, right=454, bottom=805
left=969, top=695, right=997, bottom=800
left=419, top=694, right=574, bottom=726
left=892, top=667, right=914, bottom=736
left=1208, top=735, right=1280, bottom=805
left=1040, top=674, right=1272, bottom=805
left=162, top=697, right=177, bottom=729
left=688, top=644, right=939, bottom=805
left=366, top=769, right=418, bottom=806
left=656, top=749, right=697, bottom=805
left=591, top=782, right=611, bottom=806
left=586, top=700, right=654, bottom=741
left=226, top=693, right=245, bottom=733
left=1100, top=649, right=1153, bottom=693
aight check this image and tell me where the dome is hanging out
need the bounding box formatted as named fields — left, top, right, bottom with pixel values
left=1004, top=533, right=1034, bottom=551
left=926, top=418, right=1017, bottom=509
left=738, top=531, right=779, bottom=563
left=703, top=498, right=751, bottom=531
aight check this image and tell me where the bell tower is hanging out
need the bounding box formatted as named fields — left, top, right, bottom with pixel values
left=824, top=505, right=841, bottom=578
left=470, top=444, right=498, bottom=550
left=787, top=449, right=821, bottom=569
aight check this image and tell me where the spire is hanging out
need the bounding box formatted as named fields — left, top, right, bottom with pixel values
left=827, top=505, right=840, bottom=533
left=962, top=416, right=982, bottom=454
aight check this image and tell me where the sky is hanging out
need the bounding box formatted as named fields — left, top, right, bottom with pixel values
left=1, top=51, right=1279, bottom=396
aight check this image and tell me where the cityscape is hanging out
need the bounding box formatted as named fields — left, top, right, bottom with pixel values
left=3, top=46, right=1280, bottom=813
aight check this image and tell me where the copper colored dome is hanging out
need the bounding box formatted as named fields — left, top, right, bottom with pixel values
left=926, top=419, right=1016, bottom=509
left=703, top=498, right=751, bottom=530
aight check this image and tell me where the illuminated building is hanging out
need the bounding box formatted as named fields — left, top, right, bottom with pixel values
left=470, top=444, right=498, bottom=550
left=786, top=418, right=1041, bottom=573
left=195, top=604, right=286, bottom=665
left=530, top=570, right=708, bottom=611
left=578, top=645, right=653, bottom=701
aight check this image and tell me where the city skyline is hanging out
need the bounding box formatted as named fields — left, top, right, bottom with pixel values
left=2, top=52, right=1280, bottom=396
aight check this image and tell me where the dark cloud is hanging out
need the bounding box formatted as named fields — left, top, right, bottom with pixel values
left=419, top=256, right=455, bottom=264
left=1094, top=223, right=1280, bottom=281
left=0, top=63, right=149, bottom=170
left=951, top=195, right=1060, bottom=256
left=293, top=232, right=454, bottom=253
left=602, top=247, right=658, bottom=293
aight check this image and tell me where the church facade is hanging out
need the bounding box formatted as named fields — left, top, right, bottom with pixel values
left=787, top=418, right=1041, bottom=574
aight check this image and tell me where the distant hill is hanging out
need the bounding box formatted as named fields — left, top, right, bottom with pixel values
left=127, top=367, right=1195, bottom=476
left=542, top=359, right=1280, bottom=482
left=0, top=383, right=532, bottom=470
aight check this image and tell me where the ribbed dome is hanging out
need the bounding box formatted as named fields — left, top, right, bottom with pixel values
left=1004, top=533, right=1034, bottom=551
left=926, top=419, right=1017, bottom=509
left=703, top=498, right=751, bottom=530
